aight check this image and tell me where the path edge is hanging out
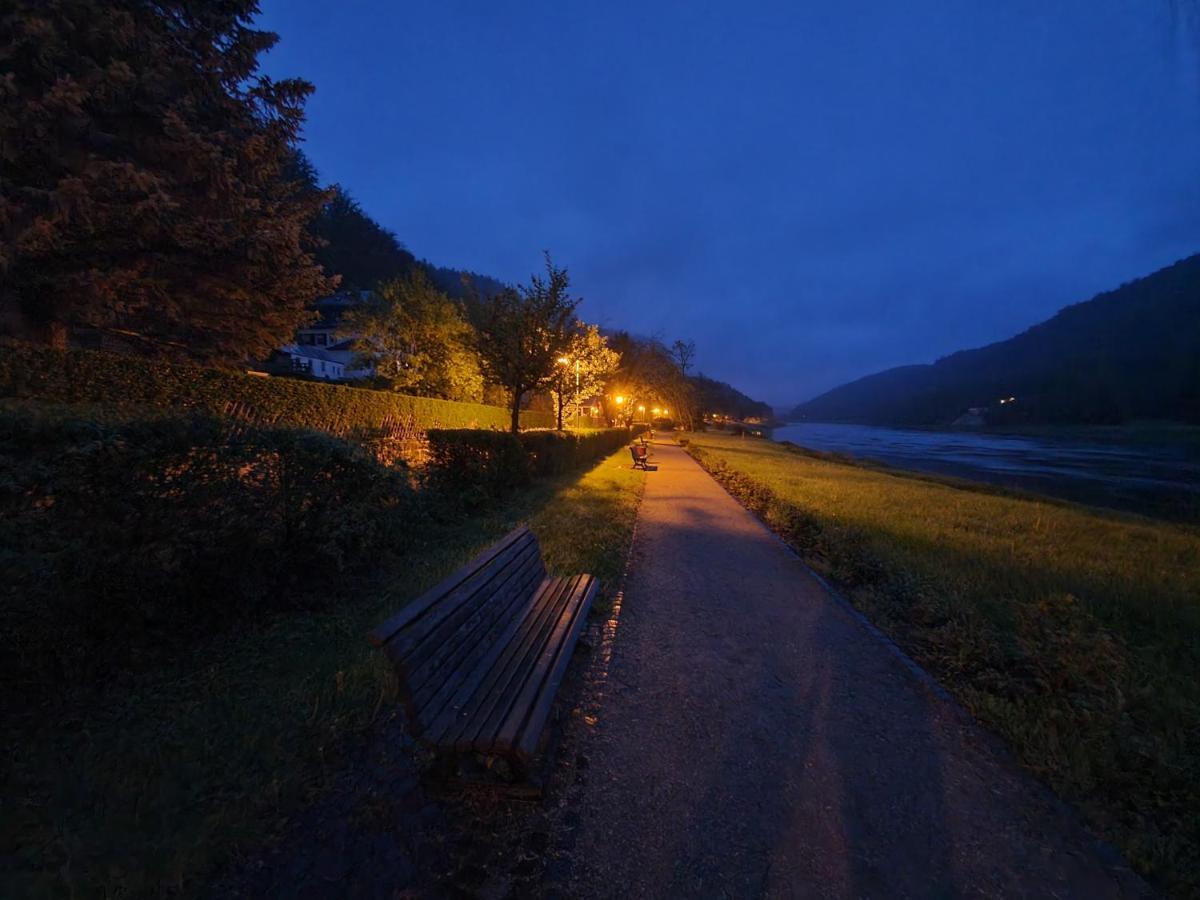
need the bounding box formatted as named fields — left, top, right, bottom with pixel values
left=676, top=438, right=1153, bottom=893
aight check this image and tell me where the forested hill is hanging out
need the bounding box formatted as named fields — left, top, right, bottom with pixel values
left=305, top=163, right=776, bottom=415
left=692, top=375, right=775, bottom=421
left=310, top=186, right=505, bottom=304
left=790, top=254, right=1200, bottom=427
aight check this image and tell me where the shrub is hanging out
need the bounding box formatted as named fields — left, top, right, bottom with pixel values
left=426, top=429, right=531, bottom=503
left=427, top=427, right=633, bottom=499
left=0, top=406, right=426, bottom=700
left=0, top=343, right=556, bottom=437
left=518, top=428, right=631, bottom=477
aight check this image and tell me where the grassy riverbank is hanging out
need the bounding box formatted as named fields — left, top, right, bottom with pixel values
left=4, top=448, right=644, bottom=898
left=685, top=433, right=1200, bottom=895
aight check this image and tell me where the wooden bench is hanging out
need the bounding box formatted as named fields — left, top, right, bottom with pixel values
left=369, top=526, right=598, bottom=770
left=630, top=444, right=655, bottom=470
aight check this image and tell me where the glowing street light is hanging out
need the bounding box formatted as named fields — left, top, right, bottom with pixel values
left=615, top=395, right=625, bottom=405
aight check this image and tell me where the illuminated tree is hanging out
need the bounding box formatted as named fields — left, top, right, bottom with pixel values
left=476, top=255, right=579, bottom=433
left=608, top=332, right=698, bottom=429
left=342, top=270, right=483, bottom=401
left=553, top=323, right=621, bottom=427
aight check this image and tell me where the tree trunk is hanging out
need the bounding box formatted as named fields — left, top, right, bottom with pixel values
left=510, top=386, right=522, bottom=434
left=44, top=319, right=70, bottom=350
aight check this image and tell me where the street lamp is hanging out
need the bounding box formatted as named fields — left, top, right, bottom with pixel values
left=573, top=358, right=580, bottom=418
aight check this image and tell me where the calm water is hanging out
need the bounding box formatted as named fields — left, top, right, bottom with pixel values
left=772, top=423, right=1200, bottom=521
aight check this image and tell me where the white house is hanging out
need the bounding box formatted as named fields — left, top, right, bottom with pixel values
left=270, top=291, right=376, bottom=381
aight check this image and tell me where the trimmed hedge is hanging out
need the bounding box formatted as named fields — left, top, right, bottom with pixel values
left=0, top=406, right=427, bottom=699
left=427, top=427, right=633, bottom=500
left=0, top=343, right=555, bottom=435
left=425, top=429, right=532, bottom=503
left=518, top=428, right=633, bottom=476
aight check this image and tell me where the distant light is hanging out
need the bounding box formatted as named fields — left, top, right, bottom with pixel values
left=662, top=408, right=669, bottom=415
left=557, top=356, right=569, bottom=365
left=615, top=395, right=625, bottom=405
left=638, top=405, right=646, bottom=412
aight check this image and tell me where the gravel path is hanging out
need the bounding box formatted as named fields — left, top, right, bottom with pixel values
left=556, top=438, right=1148, bottom=899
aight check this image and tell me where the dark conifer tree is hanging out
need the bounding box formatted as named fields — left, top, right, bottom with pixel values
left=0, top=1, right=335, bottom=359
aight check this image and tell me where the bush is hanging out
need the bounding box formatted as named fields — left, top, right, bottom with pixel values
left=0, top=343, right=556, bottom=436
left=518, top=428, right=631, bottom=477
left=0, top=406, right=427, bottom=700
left=427, top=427, right=633, bottom=499
left=425, top=429, right=531, bottom=502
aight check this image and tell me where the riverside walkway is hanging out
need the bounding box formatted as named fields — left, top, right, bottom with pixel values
left=558, top=438, right=1146, bottom=898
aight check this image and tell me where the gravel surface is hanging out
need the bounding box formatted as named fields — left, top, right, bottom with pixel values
left=551, top=438, right=1149, bottom=899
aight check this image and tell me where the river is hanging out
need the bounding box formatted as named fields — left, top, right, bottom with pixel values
left=771, top=423, right=1200, bottom=522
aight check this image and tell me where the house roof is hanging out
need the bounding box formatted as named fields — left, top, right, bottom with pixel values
left=282, top=345, right=345, bottom=365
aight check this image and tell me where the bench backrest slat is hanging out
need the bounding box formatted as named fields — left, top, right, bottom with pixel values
left=404, top=539, right=543, bottom=684
left=375, top=529, right=537, bottom=666
left=406, top=544, right=546, bottom=712
left=368, top=526, right=532, bottom=648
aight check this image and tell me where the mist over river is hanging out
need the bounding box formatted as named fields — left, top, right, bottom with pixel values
left=771, top=423, right=1200, bottom=522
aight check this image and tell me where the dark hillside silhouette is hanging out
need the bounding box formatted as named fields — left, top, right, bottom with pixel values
left=693, top=374, right=775, bottom=421
left=792, top=254, right=1200, bottom=426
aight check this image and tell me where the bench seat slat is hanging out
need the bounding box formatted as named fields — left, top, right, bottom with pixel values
left=422, top=576, right=564, bottom=747
left=445, top=577, right=578, bottom=754
left=468, top=574, right=583, bottom=754
left=507, top=576, right=598, bottom=760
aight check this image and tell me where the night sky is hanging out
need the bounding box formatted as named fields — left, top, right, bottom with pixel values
left=257, top=1, right=1200, bottom=408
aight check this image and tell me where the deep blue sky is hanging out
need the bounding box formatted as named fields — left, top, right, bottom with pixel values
left=257, top=1, right=1200, bottom=408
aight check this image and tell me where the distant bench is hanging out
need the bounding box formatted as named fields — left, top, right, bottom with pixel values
left=630, top=443, right=656, bottom=470
left=369, top=526, right=598, bottom=772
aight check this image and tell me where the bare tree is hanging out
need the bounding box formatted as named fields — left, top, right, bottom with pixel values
left=671, top=339, right=696, bottom=376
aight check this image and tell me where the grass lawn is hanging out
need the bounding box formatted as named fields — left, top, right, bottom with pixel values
left=685, top=432, right=1200, bottom=895
left=4, top=448, right=643, bottom=898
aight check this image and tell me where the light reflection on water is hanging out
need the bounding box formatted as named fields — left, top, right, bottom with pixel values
left=771, top=423, right=1200, bottom=520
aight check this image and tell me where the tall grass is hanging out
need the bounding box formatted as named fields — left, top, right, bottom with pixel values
left=686, top=433, right=1200, bottom=895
